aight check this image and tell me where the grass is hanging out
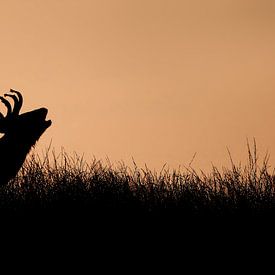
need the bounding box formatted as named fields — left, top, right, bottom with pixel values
left=1, top=140, right=275, bottom=223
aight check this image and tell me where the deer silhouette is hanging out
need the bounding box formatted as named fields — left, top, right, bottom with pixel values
left=0, top=89, right=52, bottom=185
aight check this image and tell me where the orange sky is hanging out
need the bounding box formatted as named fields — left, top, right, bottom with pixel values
left=0, top=0, right=275, bottom=171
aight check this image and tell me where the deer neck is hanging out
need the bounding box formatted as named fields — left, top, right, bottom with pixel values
left=0, top=134, right=33, bottom=183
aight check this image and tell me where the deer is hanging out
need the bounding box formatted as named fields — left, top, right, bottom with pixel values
left=0, top=89, right=52, bottom=185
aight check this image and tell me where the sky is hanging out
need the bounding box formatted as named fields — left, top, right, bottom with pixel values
left=0, top=0, right=274, bottom=171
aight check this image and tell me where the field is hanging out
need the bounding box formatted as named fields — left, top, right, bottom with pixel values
left=1, top=140, right=275, bottom=224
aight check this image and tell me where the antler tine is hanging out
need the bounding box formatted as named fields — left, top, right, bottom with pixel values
left=9, top=89, right=23, bottom=115
left=0, top=96, right=12, bottom=117
left=4, top=94, right=20, bottom=116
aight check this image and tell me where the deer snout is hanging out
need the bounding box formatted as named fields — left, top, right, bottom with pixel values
left=36, top=108, right=48, bottom=119
left=35, top=108, right=52, bottom=127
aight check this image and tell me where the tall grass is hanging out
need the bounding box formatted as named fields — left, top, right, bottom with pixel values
left=1, top=140, right=275, bottom=219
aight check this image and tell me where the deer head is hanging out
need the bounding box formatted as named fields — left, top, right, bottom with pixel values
left=0, top=89, right=52, bottom=185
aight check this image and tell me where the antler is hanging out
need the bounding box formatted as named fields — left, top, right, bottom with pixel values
left=0, top=96, right=12, bottom=117
left=0, top=89, right=23, bottom=118
left=4, top=89, right=23, bottom=116
left=0, top=89, right=24, bottom=132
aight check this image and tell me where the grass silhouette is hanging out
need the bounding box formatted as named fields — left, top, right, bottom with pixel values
left=1, top=140, right=275, bottom=223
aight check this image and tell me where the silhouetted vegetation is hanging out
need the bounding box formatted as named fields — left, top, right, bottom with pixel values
left=1, top=141, right=275, bottom=224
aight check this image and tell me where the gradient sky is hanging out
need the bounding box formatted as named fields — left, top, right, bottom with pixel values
left=0, top=0, right=274, bottom=171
